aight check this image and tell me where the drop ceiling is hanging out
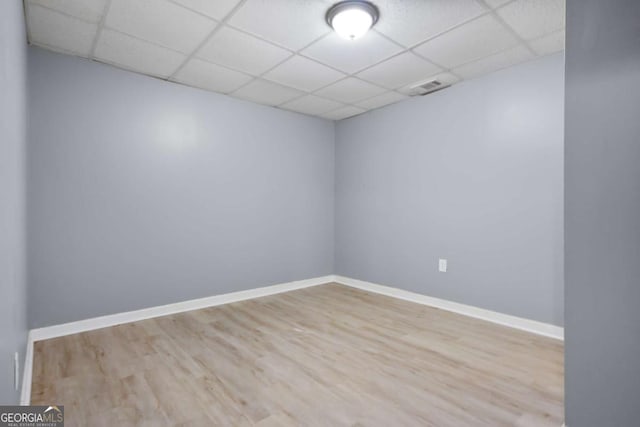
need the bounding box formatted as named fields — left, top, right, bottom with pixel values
left=24, top=0, right=566, bottom=120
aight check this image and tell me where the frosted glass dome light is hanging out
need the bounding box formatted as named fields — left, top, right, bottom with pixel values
left=326, top=1, right=379, bottom=41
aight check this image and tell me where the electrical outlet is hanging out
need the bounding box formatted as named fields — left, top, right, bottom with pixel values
left=14, top=352, right=19, bottom=390
left=438, top=258, right=447, bottom=273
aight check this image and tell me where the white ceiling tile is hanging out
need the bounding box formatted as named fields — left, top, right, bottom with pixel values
left=485, top=0, right=513, bottom=8
left=263, top=55, right=345, bottom=92
left=315, top=78, right=387, bottom=104
left=453, top=45, right=535, bottom=79
left=232, top=79, right=304, bottom=106
left=228, top=0, right=332, bottom=50
left=355, top=91, right=407, bottom=110
left=28, top=5, right=97, bottom=56
left=397, top=71, right=460, bottom=95
left=106, top=0, right=217, bottom=53
left=357, top=52, right=442, bottom=89
left=374, top=0, right=487, bottom=47
left=94, top=29, right=186, bottom=77
left=301, top=31, right=403, bottom=74
left=197, top=26, right=291, bottom=75
left=413, top=15, right=519, bottom=68
left=170, top=0, right=240, bottom=20
left=28, top=0, right=107, bottom=23
left=320, top=106, right=366, bottom=121
left=529, top=29, right=565, bottom=56
left=173, top=58, right=253, bottom=93
left=497, top=0, right=565, bottom=40
left=280, top=95, right=344, bottom=116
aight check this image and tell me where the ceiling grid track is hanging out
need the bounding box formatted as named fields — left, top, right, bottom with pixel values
left=166, top=0, right=250, bottom=80
left=22, top=0, right=565, bottom=120
left=88, top=0, right=113, bottom=58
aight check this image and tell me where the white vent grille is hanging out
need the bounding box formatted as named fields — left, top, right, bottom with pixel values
left=407, top=79, right=451, bottom=96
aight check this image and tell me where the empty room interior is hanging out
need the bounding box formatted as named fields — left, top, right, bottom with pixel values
left=1, top=0, right=639, bottom=426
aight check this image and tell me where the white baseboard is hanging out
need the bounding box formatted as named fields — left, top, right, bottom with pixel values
left=21, top=273, right=563, bottom=404
left=333, top=275, right=564, bottom=341
left=20, top=331, right=34, bottom=405
left=29, top=275, right=334, bottom=342
left=20, top=275, right=334, bottom=404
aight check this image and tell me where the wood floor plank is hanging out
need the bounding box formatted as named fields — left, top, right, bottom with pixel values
left=32, top=283, right=564, bottom=426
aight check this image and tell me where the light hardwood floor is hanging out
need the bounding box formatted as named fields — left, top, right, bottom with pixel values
left=32, top=283, right=564, bottom=426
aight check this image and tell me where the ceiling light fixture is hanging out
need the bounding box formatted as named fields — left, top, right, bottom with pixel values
left=326, top=1, right=379, bottom=41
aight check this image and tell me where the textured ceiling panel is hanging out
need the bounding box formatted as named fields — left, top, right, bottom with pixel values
left=198, top=26, right=291, bottom=76
left=413, top=14, right=519, bottom=69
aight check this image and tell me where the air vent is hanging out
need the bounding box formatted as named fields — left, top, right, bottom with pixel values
left=407, top=79, right=451, bottom=97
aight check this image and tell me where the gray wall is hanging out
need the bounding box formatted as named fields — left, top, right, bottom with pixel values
left=0, top=0, right=28, bottom=404
left=565, top=0, right=640, bottom=425
left=27, top=48, right=335, bottom=328
left=335, top=53, right=564, bottom=326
